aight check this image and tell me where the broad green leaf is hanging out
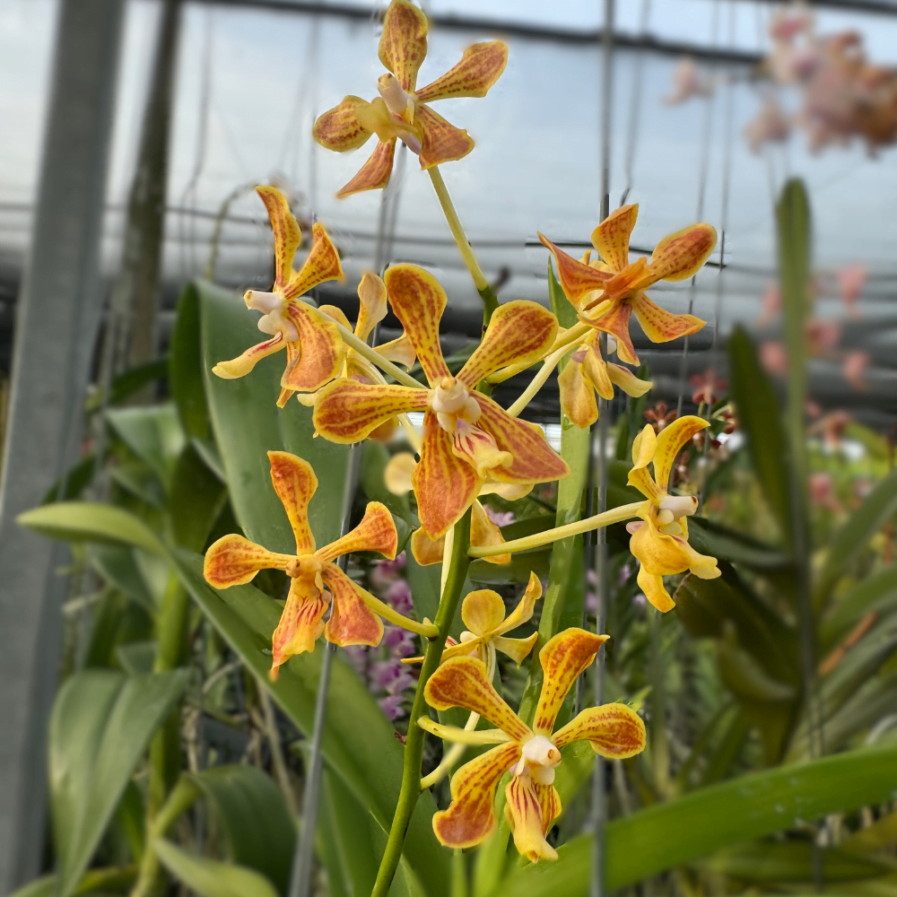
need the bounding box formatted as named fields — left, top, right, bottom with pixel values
left=196, top=280, right=349, bottom=554
left=172, top=550, right=450, bottom=897
left=687, top=517, right=791, bottom=572
left=187, top=766, right=295, bottom=895
left=361, top=441, right=412, bottom=524
left=494, top=743, right=897, bottom=896
left=169, top=283, right=211, bottom=441
left=168, top=442, right=227, bottom=552
left=727, top=326, right=792, bottom=544
left=816, top=471, right=897, bottom=602
left=153, top=839, right=279, bottom=897
left=105, top=404, right=185, bottom=488
left=19, top=502, right=167, bottom=557
left=50, top=669, right=188, bottom=897
left=821, top=566, right=897, bottom=649
left=89, top=545, right=155, bottom=611
left=6, top=876, right=55, bottom=897
left=84, top=358, right=169, bottom=411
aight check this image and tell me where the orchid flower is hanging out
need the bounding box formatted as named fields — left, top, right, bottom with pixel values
left=540, top=204, right=716, bottom=366
left=312, top=264, right=569, bottom=540
left=203, top=451, right=435, bottom=679
left=212, top=186, right=345, bottom=407
left=626, top=417, right=720, bottom=612
left=313, top=0, right=507, bottom=198
left=406, top=572, right=542, bottom=667
left=420, top=628, right=645, bottom=861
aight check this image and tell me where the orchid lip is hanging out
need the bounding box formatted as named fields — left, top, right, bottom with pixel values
left=659, top=494, right=699, bottom=517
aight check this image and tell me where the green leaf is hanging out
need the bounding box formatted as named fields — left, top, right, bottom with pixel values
left=196, top=280, right=350, bottom=554
left=84, top=358, right=169, bottom=411
left=19, top=502, right=167, bottom=556
left=170, top=283, right=211, bottom=441
left=49, top=669, right=188, bottom=897
left=89, top=545, right=156, bottom=612
left=153, top=839, right=279, bottom=897
left=821, top=566, right=897, bottom=649
left=361, top=441, right=412, bottom=524
left=494, top=744, right=897, bottom=896
left=816, top=471, right=897, bottom=602
left=168, top=442, right=227, bottom=552
left=686, top=518, right=791, bottom=572
left=171, top=550, right=450, bottom=897
left=727, top=326, right=792, bottom=543
left=105, top=404, right=185, bottom=488
left=187, top=766, right=295, bottom=895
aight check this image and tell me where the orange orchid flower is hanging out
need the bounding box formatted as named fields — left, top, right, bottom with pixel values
left=420, top=628, right=645, bottom=861
left=539, top=204, right=717, bottom=365
left=313, top=0, right=507, bottom=198
left=313, top=264, right=569, bottom=540
left=626, top=417, right=721, bottom=612
left=212, top=186, right=345, bottom=407
left=203, top=451, right=426, bottom=680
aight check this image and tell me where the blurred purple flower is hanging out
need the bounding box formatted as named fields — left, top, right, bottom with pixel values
left=379, top=693, right=406, bottom=721
left=484, top=506, right=515, bottom=527
left=386, top=578, right=414, bottom=615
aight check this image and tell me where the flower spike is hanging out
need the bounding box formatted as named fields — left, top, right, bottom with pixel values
left=313, top=0, right=508, bottom=197
left=540, top=204, right=716, bottom=366
left=212, top=187, right=345, bottom=407
left=203, top=452, right=435, bottom=679
left=313, top=264, right=568, bottom=540
left=421, top=628, right=646, bottom=862
left=625, top=416, right=721, bottom=611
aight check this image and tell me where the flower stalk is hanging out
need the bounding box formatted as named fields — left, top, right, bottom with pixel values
left=336, top=324, right=423, bottom=389
left=371, top=507, right=473, bottom=897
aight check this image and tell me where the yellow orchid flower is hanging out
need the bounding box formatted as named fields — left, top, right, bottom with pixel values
left=626, top=416, right=721, bottom=612
left=539, top=204, right=717, bottom=366
left=420, top=628, right=645, bottom=861
left=203, top=451, right=435, bottom=680
left=212, top=186, right=345, bottom=407
left=313, top=0, right=507, bottom=198
left=312, top=264, right=569, bottom=540
left=406, top=572, right=542, bottom=667
left=384, top=450, right=527, bottom=565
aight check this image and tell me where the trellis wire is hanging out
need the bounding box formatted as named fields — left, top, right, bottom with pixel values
left=676, top=0, right=721, bottom=417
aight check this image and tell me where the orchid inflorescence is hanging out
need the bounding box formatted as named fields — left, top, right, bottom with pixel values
left=202, top=0, right=721, bottom=875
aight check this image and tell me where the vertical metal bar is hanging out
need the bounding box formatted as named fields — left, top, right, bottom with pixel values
left=591, top=4, right=614, bottom=896
left=0, top=2, right=124, bottom=890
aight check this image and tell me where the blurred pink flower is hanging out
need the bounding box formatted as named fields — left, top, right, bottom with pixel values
left=809, top=471, right=841, bottom=511
left=835, top=263, right=866, bottom=317
left=757, top=283, right=782, bottom=326
left=769, top=7, right=813, bottom=43
left=807, top=319, right=841, bottom=353
left=843, top=350, right=871, bottom=391
left=760, top=340, right=788, bottom=376
left=690, top=369, right=727, bottom=406
left=484, top=506, right=515, bottom=528
left=746, top=97, right=792, bottom=152
left=665, top=58, right=713, bottom=105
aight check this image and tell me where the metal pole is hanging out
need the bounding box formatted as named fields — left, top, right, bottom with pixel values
left=0, top=2, right=124, bottom=889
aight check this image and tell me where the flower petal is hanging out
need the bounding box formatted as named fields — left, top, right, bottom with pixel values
left=533, top=628, right=609, bottom=736
left=588, top=300, right=638, bottom=364
left=317, top=501, right=398, bottom=563
left=505, top=775, right=557, bottom=863
left=473, top=395, right=570, bottom=484
left=471, top=500, right=511, bottom=566
left=631, top=292, right=705, bottom=345
left=416, top=104, right=475, bottom=169
left=410, top=527, right=445, bottom=566
left=459, top=300, right=558, bottom=387
left=385, top=451, right=417, bottom=495
left=313, top=96, right=374, bottom=152
left=452, top=424, right=512, bottom=480
left=356, top=271, right=388, bottom=342
left=628, top=425, right=662, bottom=503
left=280, top=303, right=346, bottom=393
left=582, top=343, right=614, bottom=400
left=637, top=565, right=675, bottom=613
left=317, top=304, right=352, bottom=330
left=336, top=139, right=397, bottom=199
left=552, top=703, right=647, bottom=757
left=212, top=332, right=286, bottom=380
left=270, top=579, right=328, bottom=677
left=539, top=234, right=613, bottom=304
left=535, top=782, right=562, bottom=837
left=204, top=534, right=287, bottom=587
left=284, top=222, right=344, bottom=300
left=376, top=333, right=417, bottom=368
left=379, top=0, right=428, bottom=91
left=256, top=186, right=301, bottom=291
left=461, top=589, right=506, bottom=637
left=432, top=742, right=522, bottom=849
left=418, top=717, right=511, bottom=745
left=384, top=263, right=450, bottom=385
left=321, top=564, right=385, bottom=648
left=425, top=656, right=533, bottom=742
left=607, top=363, right=653, bottom=397
left=268, top=451, right=318, bottom=554
left=591, top=204, right=638, bottom=272
left=494, top=571, right=542, bottom=636
left=653, top=415, right=708, bottom=491
left=416, top=41, right=508, bottom=103
left=648, top=222, right=717, bottom=282
left=631, top=514, right=718, bottom=583
left=414, top=412, right=482, bottom=538
left=313, top=379, right=428, bottom=443
left=493, top=634, right=539, bottom=666
left=558, top=360, right=598, bottom=429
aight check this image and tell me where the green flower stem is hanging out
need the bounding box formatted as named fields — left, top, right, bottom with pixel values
left=506, top=345, right=572, bottom=418
left=487, top=322, right=591, bottom=385
left=337, top=324, right=424, bottom=389
left=428, top=166, right=499, bottom=324
left=371, top=507, right=473, bottom=897
left=468, top=501, right=643, bottom=558
left=360, top=589, right=439, bottom=638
